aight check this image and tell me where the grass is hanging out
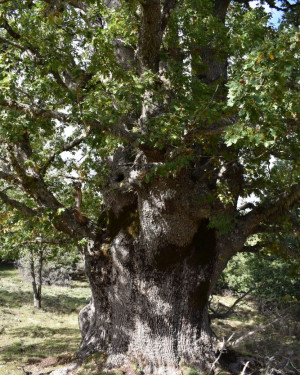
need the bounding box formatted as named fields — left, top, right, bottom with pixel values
left=0, top=265, right=299, bottom=375
left=0, top=264, right=90, bottom=375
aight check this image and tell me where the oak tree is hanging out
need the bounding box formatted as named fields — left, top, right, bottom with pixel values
left=0, top=0, right=299, bottom=373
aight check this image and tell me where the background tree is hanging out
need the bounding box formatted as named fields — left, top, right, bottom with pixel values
left=0, top=0, right=299, bottom=373
left=0, top=207, right=77, bottom=307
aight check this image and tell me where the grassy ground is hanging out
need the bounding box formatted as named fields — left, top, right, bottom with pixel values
left=0, top=264, right=90, bottom=375
left=0, top=265, right=299, bottom=375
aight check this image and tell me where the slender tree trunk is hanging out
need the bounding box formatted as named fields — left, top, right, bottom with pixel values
left=36, top=249, right=43, bottom=308
left=29, top=248, right=43, bottom=309
left=33, top=294, right=42, bottom=309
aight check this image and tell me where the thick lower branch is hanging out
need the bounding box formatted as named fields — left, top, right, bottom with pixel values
left=0, top=190, right=37, bottom=217
left=210, top=287, right=255, bottom=319
left=0, top=98, right=70, bottom=123
left=239, top=182, right=300, bottom=237
left=0, top=170, right=20, bottom=185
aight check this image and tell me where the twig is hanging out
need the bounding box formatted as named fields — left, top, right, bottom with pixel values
left=240, top=361, right=249, bottom=375
left=208, top=333, right=235, bottom=374
left=210, top=287, right=255, bottom=319
left=52, top=174, right=86, bottom=181
left=0, top=186, right=13, bottom=194
left=195, top=84, right=219, bottom=119
left=8, top=239, right=70, bottom=249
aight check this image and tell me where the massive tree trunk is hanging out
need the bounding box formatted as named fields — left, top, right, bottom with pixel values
left=80, top=242, right=216, bottom=374
left=78, top=168, right=239, bottom=374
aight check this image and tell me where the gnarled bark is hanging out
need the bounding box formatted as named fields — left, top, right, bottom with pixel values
left=79, top=236, right=219, bottom=374
left=77, top=169, right=239, bottom=374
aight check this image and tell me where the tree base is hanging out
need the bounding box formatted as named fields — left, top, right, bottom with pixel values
left=33, top=297, right=41, bottom=308
left=78, top=301, right=219, bottom=374
left=75, top=350, right=260, bottom=375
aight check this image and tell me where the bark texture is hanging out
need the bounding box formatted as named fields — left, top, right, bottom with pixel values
left=77, top=166, right=239, bottom=374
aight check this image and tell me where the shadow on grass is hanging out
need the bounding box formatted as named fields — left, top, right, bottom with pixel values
left=0, top=289, right=88, bottom=314
left=0, top=327, right=80, bottom=363
left=0, top=290, right=33, bottom=308
left=0, top=264, right=19, bottom=279
left=9, top=326, right=80, bottom=339
left=0, top=265, right=89, bottom=314
left=43, top=294, right=88, bottom=314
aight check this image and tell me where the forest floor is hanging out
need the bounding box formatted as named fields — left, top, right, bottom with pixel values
left=0, top=264, right=299, bottom=375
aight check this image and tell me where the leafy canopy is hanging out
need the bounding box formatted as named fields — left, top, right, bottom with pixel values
left=0, top=0, right=299, bottom=257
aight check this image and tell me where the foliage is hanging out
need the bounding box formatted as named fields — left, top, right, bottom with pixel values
left=219, top=252, right=300, bottom=302
left=0, top=181, right=80, bottom=270
left=0, top=208, right=80, bottom=283
left=0, top=0, right=298, bottom=244
left=0, top=202, right=80, bottom=305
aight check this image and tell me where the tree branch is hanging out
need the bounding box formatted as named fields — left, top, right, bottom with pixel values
left=6, top=141, right=100, bottom=241
left=6, top=145, right=67, bottom=213
left=48, top=0, right=88, bottom=12
left=238, top=202, right=255, bottom=212
left=239, top=244, right=262, bottom=253
left=184, top=116, right=238, bottom=143
left=0, top=170, right=20, bottom=185
left=0, top=17, right=137, bottom=144
left=7, top=146, right=29, bottom=180
left=161, top=0, right=178, bottom=33
left=255, top=223, right=282, bottom=233
left=0, top=15, right=21, bottom=40
left=214, top=0, right=231, bottom=22
left=241, top=240, right=300, bottom=260
left=0, top=36, right=27, bottom=51
left=40, top=133, right=89, bottom=175
left=137, top=0, right=162, bottom=73
left=210, top=287, right=255, bottom=319
left=0, top=98, right=70, bottom=123
left=92, top=119, right=138, bottom=144
left=0, top=14, right=92, bottom=92
left=0, top=190, right=37, bottom=217
left=282, top=244, right=300, bottom=260
left=19, top=239, right=70, bottom=246
left=239, top=182, right=300, bottom=237
left=0, top=98, right=137, bottom=144
left=264, top=0, right=298, bottom=11
left=231, top=313, right=287, bottom=347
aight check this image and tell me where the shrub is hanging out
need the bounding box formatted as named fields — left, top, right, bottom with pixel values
left=218, top=252, right=300, bottom=302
